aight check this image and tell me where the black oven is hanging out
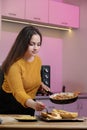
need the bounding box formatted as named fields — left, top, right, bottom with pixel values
left=41, top=65, right=50, bottom=87
left=37, top=65, right=50, bottom=96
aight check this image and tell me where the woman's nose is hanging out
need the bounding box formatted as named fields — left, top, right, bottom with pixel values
left=34, top=45, right=38, bottom=49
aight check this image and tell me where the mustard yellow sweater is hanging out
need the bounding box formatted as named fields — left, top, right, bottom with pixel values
left=2, top=55, right=42, bottom=107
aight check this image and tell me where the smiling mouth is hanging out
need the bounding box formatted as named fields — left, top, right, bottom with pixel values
left=32, top=51, right=38, bottom=54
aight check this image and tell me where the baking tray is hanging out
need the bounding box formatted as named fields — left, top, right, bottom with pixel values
left=38, top=116, right=85, bottom=122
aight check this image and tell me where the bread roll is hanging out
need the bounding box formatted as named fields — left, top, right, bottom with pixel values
left=41, top=111, right=62, bottom=119
left=47, top=113, right=62, bottom=120
left=41, top=112, right=48, bottom=118
left=52, top=109, right=78, bottom=119
left=41, top=109, right=78, bottom=120
left=51, top=111, right=62, bottom=119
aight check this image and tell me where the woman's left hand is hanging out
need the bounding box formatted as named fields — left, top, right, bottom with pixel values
left=41, top=82, right=50, bottom=91
left=39, top=82, right=51, bottom=94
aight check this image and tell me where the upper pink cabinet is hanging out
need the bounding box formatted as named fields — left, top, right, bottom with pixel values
left=1, top=0, right=25, bottom=19
left=1, top=0, right=79, bottom=28
left=49, top=0, right=80, bottom=28
left=25, top=0, right=48, bottom=23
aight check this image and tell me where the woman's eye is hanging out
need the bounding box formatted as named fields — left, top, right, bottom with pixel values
left=29, top=43, right=41, bottom=46
left=29, top=43, right=34, bottom=46
left=37, top=43, right=41, bottom=46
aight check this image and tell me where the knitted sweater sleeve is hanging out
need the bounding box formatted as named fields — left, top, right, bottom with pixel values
left=6, top=64, right=31, bottom=107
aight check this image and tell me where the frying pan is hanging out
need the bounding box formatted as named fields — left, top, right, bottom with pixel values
left=46, top=90, right=79, bottom=104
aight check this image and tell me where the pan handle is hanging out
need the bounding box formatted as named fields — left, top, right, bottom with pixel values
left=45, top=90, right=53, bottom=95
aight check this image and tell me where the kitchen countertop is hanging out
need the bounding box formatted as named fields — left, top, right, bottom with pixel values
left=0, top=115, right=87, bottom=130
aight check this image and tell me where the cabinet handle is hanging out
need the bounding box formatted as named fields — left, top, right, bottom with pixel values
left=80, top=103, right=83, bottom=109
left=77, top=103, right=79, bottom=109
left=34, top=17, right=41, bottom=20
left=61, top=22, right=68, bottom=25
left=48, top=106, right=55, bottom=109
left=77, top=103, right=83, bottom=109
left=8, top=13, right=16, bottom=16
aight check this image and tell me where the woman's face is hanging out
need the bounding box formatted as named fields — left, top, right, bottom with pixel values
left=25, top=34, right=41, bottom=57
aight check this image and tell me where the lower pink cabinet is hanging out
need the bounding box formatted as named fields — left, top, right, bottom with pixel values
left=77, top=99, right=87, bottom=117
left=63, top=98, right=87, bottom=117
left=35, top=96, right=87, bottom=117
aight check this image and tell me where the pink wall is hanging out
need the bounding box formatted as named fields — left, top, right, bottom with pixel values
left=0, top=32, right=63, bottom=92
left=0, top=0, right=1, bottom=40
left=39, top=37, right=63, bottom=92
left=0, top=31, right=17, bottom=64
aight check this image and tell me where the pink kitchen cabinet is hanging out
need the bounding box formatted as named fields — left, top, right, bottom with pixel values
left=77, top=99, right=87, bottom=117
left=40, top=99, right=64, bottom=111
left=35, top=95, right=87, bottom=117
left=63, top=101, right=78, bottom=113
left=63, top=97, right=87, bottom=117
left=35, top=97, right=64, bottom=116
left=25, top=0, right=48, bottom=23
left=49, top=0, right=79, bottom=28
left=1, top=0, right=25, bottom=19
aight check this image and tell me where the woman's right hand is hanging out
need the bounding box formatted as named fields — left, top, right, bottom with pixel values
left=26, top=99, right=45, bottom=111
left=35, top=101, right=46, bottom=111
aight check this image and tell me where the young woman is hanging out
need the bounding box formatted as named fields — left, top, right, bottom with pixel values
left=0, top=25, right=50, bottom=115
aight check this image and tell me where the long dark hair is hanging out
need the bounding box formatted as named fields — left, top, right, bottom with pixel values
left=1, top=25, right=42, bottom=74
